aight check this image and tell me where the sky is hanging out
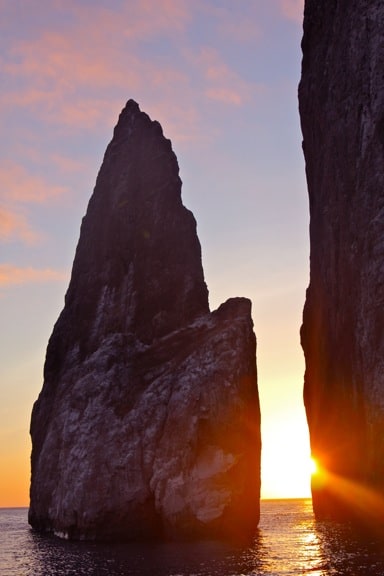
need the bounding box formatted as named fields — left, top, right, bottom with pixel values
left=0, top=0, right=308, bottom=507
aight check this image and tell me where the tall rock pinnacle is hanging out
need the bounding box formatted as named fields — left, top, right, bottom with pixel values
left=29, top=100, right=261, bottom=540
left=52, top=99, right=209, bottom=357
left=300, top=2, right=384, bottom=522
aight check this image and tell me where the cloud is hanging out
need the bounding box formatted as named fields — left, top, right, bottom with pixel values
left=2, top=31, right=138, bottom=130
left=198, top=2, right=261, bottom=44
left=0, top=161, right=66, bottom=203
left=2, top=35, right=176, bottom=132
left=5, top=32, right=132, bottom=91
left=69, top=0, right=191, bottom=42
left=194, top=46, right=259, bottom=106
left=1, top=33, right=121, bottom=131
left=0, top=0, right=261, bottom=139
left=50, top=153, right=86, bottom=174
left=111, top=0, right=191, bottom=38
left=0, top=0, right=265, bottom=187
left=0, top=264, right=68, bottom=287
left=0, top=1, right=192, bottom=131
left=0, top=207, right=40, bottom=245
left=0, top=162, right=67, bottom=245
left=279, top=0, right=304, bottom=23
left=205, top=88, right=244, bottom=106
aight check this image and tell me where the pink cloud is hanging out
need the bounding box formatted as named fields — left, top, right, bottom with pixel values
left=0, top=1, right=260, bottom=145
left=5, top=31, right=136, bottom=90
left=205, top=88, right=243, bottom=106
left=194, top=47, right=259, bottom=106
left=0, top=162, right=68, bottom=245
left=50, top=153, right=86, bottom=174
left=0, top=207, right=40, bottom=245
left=52, top=98, right=121, bottom=131
left=3, top=0, right=192, bottom=97
left=2, top=22, right=184, bottom=132
left=2, top=17, right=141, bottom=130
left=279, top=0, right=304, bottom=23
left=0, top=161, right=66, bottom=204
left=148, top=99, right=208, bottom=145
left=0, top=264, right=67, bottom=287
left=1, top=90, right=122, bottom=132
left=128, top=0, right=189, bottom=37
left=197, top=2, right=261, bottom=44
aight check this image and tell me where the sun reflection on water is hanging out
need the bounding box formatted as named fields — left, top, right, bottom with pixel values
left=296, top=521, right=325, bottom=575
left=258, top=499, right=327, bottom=575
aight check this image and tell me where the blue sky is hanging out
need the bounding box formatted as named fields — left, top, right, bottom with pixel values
left=0, top=0, right=308, bottom=504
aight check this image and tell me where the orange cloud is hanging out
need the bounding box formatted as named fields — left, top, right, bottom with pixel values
left=0, top=161, right=66, bottom=203
left=0, top=264, right=67, bottom=287
left=0, top=207, right=40, bottom=245
left=279, top=0, right=304, bottom=23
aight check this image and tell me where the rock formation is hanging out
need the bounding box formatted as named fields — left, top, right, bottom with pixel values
left=300, top=1, right=384, bottom=522
left=29, top=100, right=261, bottom=540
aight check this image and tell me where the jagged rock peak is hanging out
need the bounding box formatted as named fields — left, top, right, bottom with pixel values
left=29, top=101, right=261, bottom=541
left=113, top=99, right=164, bottom=141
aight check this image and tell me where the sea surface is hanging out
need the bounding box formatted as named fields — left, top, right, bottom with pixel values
left=2, top=499, right=384, bottom=575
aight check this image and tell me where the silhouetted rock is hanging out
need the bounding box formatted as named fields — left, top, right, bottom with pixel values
left=300, top=1, right=384, bottom=522
left=29, top=100, right=260, bottom=540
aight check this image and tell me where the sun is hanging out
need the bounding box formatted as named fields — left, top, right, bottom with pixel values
left=309, top=456, right=318, bottom=475
left=261, top=416, right=314, bottom=499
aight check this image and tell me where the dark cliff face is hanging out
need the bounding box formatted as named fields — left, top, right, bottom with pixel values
left=29, top=100, right=261, bottom=540
left=300, top=1, right=384, bottom=521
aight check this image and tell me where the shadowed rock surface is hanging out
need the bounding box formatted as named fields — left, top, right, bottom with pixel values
left=29, top=100, right=260, bottom=540
left=300, top=1, right=384, bottom=522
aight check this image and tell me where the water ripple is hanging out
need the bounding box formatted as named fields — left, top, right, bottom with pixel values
left=2, top=501, right=384, bottom=575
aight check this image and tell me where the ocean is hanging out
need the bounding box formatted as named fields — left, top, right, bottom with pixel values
left=2, top=499, right=384, bottom=575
